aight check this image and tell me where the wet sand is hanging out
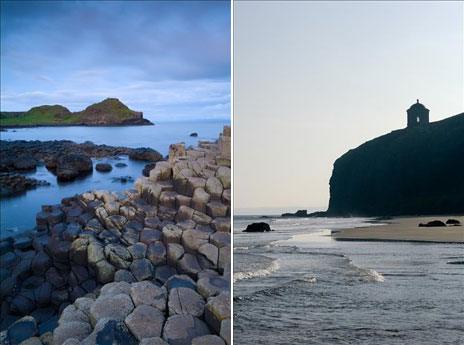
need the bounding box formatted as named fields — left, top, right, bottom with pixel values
left=332, top=216, right=464, bottom=243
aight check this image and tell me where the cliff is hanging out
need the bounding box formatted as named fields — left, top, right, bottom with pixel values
left=0, top=98, right=153, bottom=127
left=327, top=113, right=464, bottom=216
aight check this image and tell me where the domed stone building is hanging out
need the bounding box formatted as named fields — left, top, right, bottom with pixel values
left=407, top=100, right=429, bottom=128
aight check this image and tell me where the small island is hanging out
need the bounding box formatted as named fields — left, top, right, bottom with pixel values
left=0, top=98, right=153, bottom=128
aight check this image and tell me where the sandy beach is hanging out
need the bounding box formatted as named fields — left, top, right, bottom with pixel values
left=332, top=216, right=464, bottom=243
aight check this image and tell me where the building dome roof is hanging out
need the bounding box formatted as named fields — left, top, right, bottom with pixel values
left=408, top=99, right=428, bottom=111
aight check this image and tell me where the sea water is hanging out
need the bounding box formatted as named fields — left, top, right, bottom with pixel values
left=0, top=120, right=228, bottom=237
left=234, top=215, right=464, bottom=345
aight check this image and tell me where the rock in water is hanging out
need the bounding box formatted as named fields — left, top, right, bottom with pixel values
left=446, top=219, right=461, bottom=226
left=129, top=148, right=163, bottom=162
left=190, top=132, right=198, bottom=137
left=243, top=222, right=272, bottom=232
left=55, top=154, right=93, bottom=181
left=418, top=220, right=446, bottom=227
left=96, top=163, right=113, bottom=172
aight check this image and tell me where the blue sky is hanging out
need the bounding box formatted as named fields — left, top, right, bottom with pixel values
left=0, top=1, right=230, bottom=122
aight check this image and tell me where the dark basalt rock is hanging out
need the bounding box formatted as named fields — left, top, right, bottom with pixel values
left=418, top=220, right=446, bottom=227
left=95, top=319, right=138, bottom=345
left=7, top=316, right=38, bottom=345
left=96, top=163, right=113, bottom=172
left=0, top=173, right=50, bottom=198
left=112, top=176, right=133, bottom=183
left=190, top=132, right=198, bottom=137
left=115, top=162, right=127, bottom=168
left=446, top=219, right=461, bottom=226
left=243, top=222, right=272, bottom=233
left=142, top=163, right=156, bottom=177
left=281, top=209, right=308, bottom=218
left=54, top=154, right=93, bottom=181
left=327, top=113, right=464, bottom=216
left=128, top=148, right=162, bottom=162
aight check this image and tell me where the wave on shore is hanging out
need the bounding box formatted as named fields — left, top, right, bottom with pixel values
left=234, top=253, right=280, bottom=282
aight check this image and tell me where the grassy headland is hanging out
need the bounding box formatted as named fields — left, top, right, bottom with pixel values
left=0, top=98, right=153, bottom=127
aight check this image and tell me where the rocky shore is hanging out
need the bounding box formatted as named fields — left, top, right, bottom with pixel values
left=0, top=140, right=163, bottom=188
left=0, top=174, right=50, bottom=198
left=0, top=126, right=231, bottom=345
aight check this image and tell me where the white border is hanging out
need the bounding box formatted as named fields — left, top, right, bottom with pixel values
left=230, top=0, right=235, bottom=343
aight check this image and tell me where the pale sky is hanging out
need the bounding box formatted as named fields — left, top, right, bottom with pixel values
left=1, top=1, right=230, bottom=122
left=234, top=1, right=463, bottom=213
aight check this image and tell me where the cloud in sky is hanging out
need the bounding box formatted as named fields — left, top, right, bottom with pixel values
left=0, top=1, right=230, bottom=121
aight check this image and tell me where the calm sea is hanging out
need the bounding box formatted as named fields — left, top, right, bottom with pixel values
left=234, top=215, right=464, bottom=345
left=1, top=120, right=228, bottom=237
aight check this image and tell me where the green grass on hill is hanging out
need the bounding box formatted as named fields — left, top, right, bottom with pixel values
left=0, top=105, right=79, bottom=126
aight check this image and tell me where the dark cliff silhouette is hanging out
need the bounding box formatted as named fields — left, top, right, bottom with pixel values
left=327, top=106, right=464, bottom=217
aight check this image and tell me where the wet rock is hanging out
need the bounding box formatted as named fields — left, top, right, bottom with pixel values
left=130, top=280, right=167, bottom=311
left=93, top=319, right=137, bottom=345
left=129, top=148, right=163, bottom=162
left=168, top=287, right=205, bottom=317
left=115, top=162, right=127, bottom=168
left=120, top=206, right=136, bottom=220
left=192, top=210, right=212, bottom=225
left=11, top=294, right=35, bottom=315
left=18, top=336, right=43, bottom=345
left=31, top=251, right=51, bottom=275
left=149, top=161, right=172, bottom=182
left=182, top=229, right=209, bottom=253
left=87, top=242, right=105, bottom=266
left=161, top=224, right=183, bottom=244
left=105, top=215, right=127, bottom=230
left=209, top=232, right=230, bottom=248
left=55, top=154, right=92, bottom=181
left=34, top=282, right=52, bottom=306
left=128, top=242, right=147, bottom=259
left=59, top=305, right=89, bottom=324
left=177, top=254, right=201, bottom=279
left=95, top=260, right=115, bottom=284
left=125, top=305, right=165, bottom=340
left=220, top=319, right=231, bottom=345
left=211, top=218, right=231, bottom=233
left=7, top=316, right=38, bottom=345
left=96, top=163, right=112, bottom=172
left=243, top=222, right=271, bottom=232
left=89, top=293, right=134, bottom=326
left=104, top=244, right=132, bottom=269
left=218, top=246, right=230, bottom=274
left=205, top=177, right=223, bottom=200
left=140, top=338, right=169, bottom=345
left=167, top=243, right=184, bottom=267
left=130, top=258, right=153, bottom=281
left=62, top=223, right=81, bottom=241
left=198, top=243, right=218, bottom=268
left=147, top=241, right=167, bottom=266
left=197, top=276, right=229, bottom=299
left=46, top=267, right=66, bottom=289
left=192, top=335, right=226, bottom=345
left=205, top=293, right=230, bottom=334
left=47, top=238, right=71, bottom=263
left=104, top=201, right=121, bottom=216
left=162, top=315, right=209, bottom=345
left=114, top=269, right=136, bottom=283
left=155, top=265, right=177, bottom=284
left=53, top=321, right=91, bottom=345
left=69, top=238, right=89, bottom=266
left=215, top=167, right=230, bottom=189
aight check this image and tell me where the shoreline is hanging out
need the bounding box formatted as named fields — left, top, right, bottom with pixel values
left=0, top=126, right=231, bottom=344
left=332, top=216, right=464, bottom=243
left=0, top=122, right=154, bottom=129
